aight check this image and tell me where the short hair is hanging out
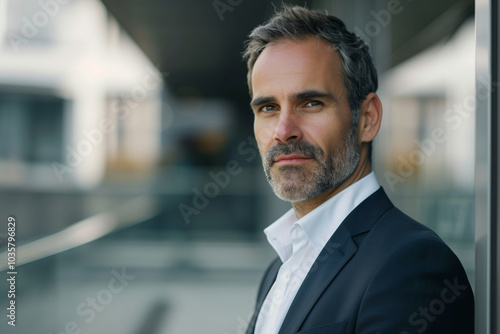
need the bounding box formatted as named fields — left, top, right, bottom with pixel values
left=243, top=5, right=378, bottom=123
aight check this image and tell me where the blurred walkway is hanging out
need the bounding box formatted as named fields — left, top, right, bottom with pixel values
left=0, top=240, right=275, bottom=334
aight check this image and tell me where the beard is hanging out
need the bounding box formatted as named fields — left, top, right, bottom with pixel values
left=262, top=126, right=361, bottom=203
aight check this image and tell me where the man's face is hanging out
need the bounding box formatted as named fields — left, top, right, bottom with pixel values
left=251, top=37, right=361, bottom=203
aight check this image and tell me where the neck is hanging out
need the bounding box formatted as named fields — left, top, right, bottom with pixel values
left=292, top=156, right=372, bottom=219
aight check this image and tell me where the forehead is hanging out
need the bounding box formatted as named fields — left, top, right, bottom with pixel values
left=251, top=37, right=345, bottom=97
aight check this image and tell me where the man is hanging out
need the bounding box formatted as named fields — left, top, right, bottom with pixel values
left=242, top=5, right=474, bottom=334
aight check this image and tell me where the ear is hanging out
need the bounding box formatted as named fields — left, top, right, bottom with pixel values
left=357, top=92, right=382, bottom=143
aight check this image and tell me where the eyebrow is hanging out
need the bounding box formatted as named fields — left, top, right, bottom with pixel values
left=293, top=90, right=338, bottom=103
left=251, top=96, right=275, bottom=108
left=250, top=89, right=338, bottom=108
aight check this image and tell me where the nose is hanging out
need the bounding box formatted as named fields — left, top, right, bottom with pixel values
left=273, top=109, right=302, bottom=143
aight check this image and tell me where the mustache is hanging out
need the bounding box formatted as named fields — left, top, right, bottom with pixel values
left=264, top=141, right=324, bottom=166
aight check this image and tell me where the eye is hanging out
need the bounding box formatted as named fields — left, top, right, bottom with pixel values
left=259, top=105, right=277, bottom=113
left=305, top=100, right=323, bottom=107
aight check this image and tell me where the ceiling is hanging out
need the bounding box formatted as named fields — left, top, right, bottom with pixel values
left=100, top=0, right=474, bottom=111
left=101, top=0, right=305, bottom=108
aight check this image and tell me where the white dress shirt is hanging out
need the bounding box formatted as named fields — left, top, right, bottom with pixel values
left=254, top=172, right=380, bottom=334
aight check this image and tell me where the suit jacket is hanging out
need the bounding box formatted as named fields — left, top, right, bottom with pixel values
left=246, top=188, right=474, bottom=334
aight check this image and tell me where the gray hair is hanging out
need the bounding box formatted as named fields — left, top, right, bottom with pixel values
left=243, top=5, right=378, bottom=122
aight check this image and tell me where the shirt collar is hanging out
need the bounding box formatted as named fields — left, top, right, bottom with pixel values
left=264, top=172, right=380, bottom=262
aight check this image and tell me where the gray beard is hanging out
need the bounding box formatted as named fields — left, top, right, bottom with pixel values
left=262, top=126, right=361, bottom=203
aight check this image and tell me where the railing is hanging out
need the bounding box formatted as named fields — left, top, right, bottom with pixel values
left=0, top=196, right=158, bottom=271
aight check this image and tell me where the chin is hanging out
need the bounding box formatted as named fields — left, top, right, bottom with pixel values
left=272, top=182, right=325, bottom=203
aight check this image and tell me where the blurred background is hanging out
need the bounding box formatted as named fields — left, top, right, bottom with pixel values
left=0, top=0, right=476, bottom=333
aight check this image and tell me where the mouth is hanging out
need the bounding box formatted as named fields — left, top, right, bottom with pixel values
left=273, top=154, right=313, bottom=165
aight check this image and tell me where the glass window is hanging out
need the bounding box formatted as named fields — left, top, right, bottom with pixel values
left=0, top=92, right=65, bottom=163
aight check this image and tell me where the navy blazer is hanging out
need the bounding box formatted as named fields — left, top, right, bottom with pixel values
left=246, top=188, right=474, bottom=334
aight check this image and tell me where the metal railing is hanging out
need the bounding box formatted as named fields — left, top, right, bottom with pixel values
left=0, top=196, right=159, bottom=271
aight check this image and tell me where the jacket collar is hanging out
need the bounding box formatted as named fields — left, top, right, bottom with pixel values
left=277, top=187, right=394, bottom=334
left=264, top=172, right=380, bottom=262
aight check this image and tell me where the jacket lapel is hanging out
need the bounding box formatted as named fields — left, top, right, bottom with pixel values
left=278, top=227, right=357, bottom=334
left=257, top=258, right=282, bottom=306
left=246, top=257, right=282, bottom=334
left=278, top=188, right=394, bottom=334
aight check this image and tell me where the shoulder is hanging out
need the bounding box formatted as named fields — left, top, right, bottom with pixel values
left=373, top=205, right=451, bottom=249
left=369, top=205, right=460, bottom=263
left=355, top=208, right=474, bottom=333
left=348, top=201, right=471, bottom=289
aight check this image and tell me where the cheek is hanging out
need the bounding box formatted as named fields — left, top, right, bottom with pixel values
left=303, top=120, right=348, bottom=153
left=254, top=118, right=278, bottom=150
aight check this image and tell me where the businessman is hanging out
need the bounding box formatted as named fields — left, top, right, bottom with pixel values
left=242, top=5, right=474, bottom=334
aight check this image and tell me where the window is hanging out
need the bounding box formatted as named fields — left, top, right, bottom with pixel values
left=0, top=91, right=65, bottom=163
